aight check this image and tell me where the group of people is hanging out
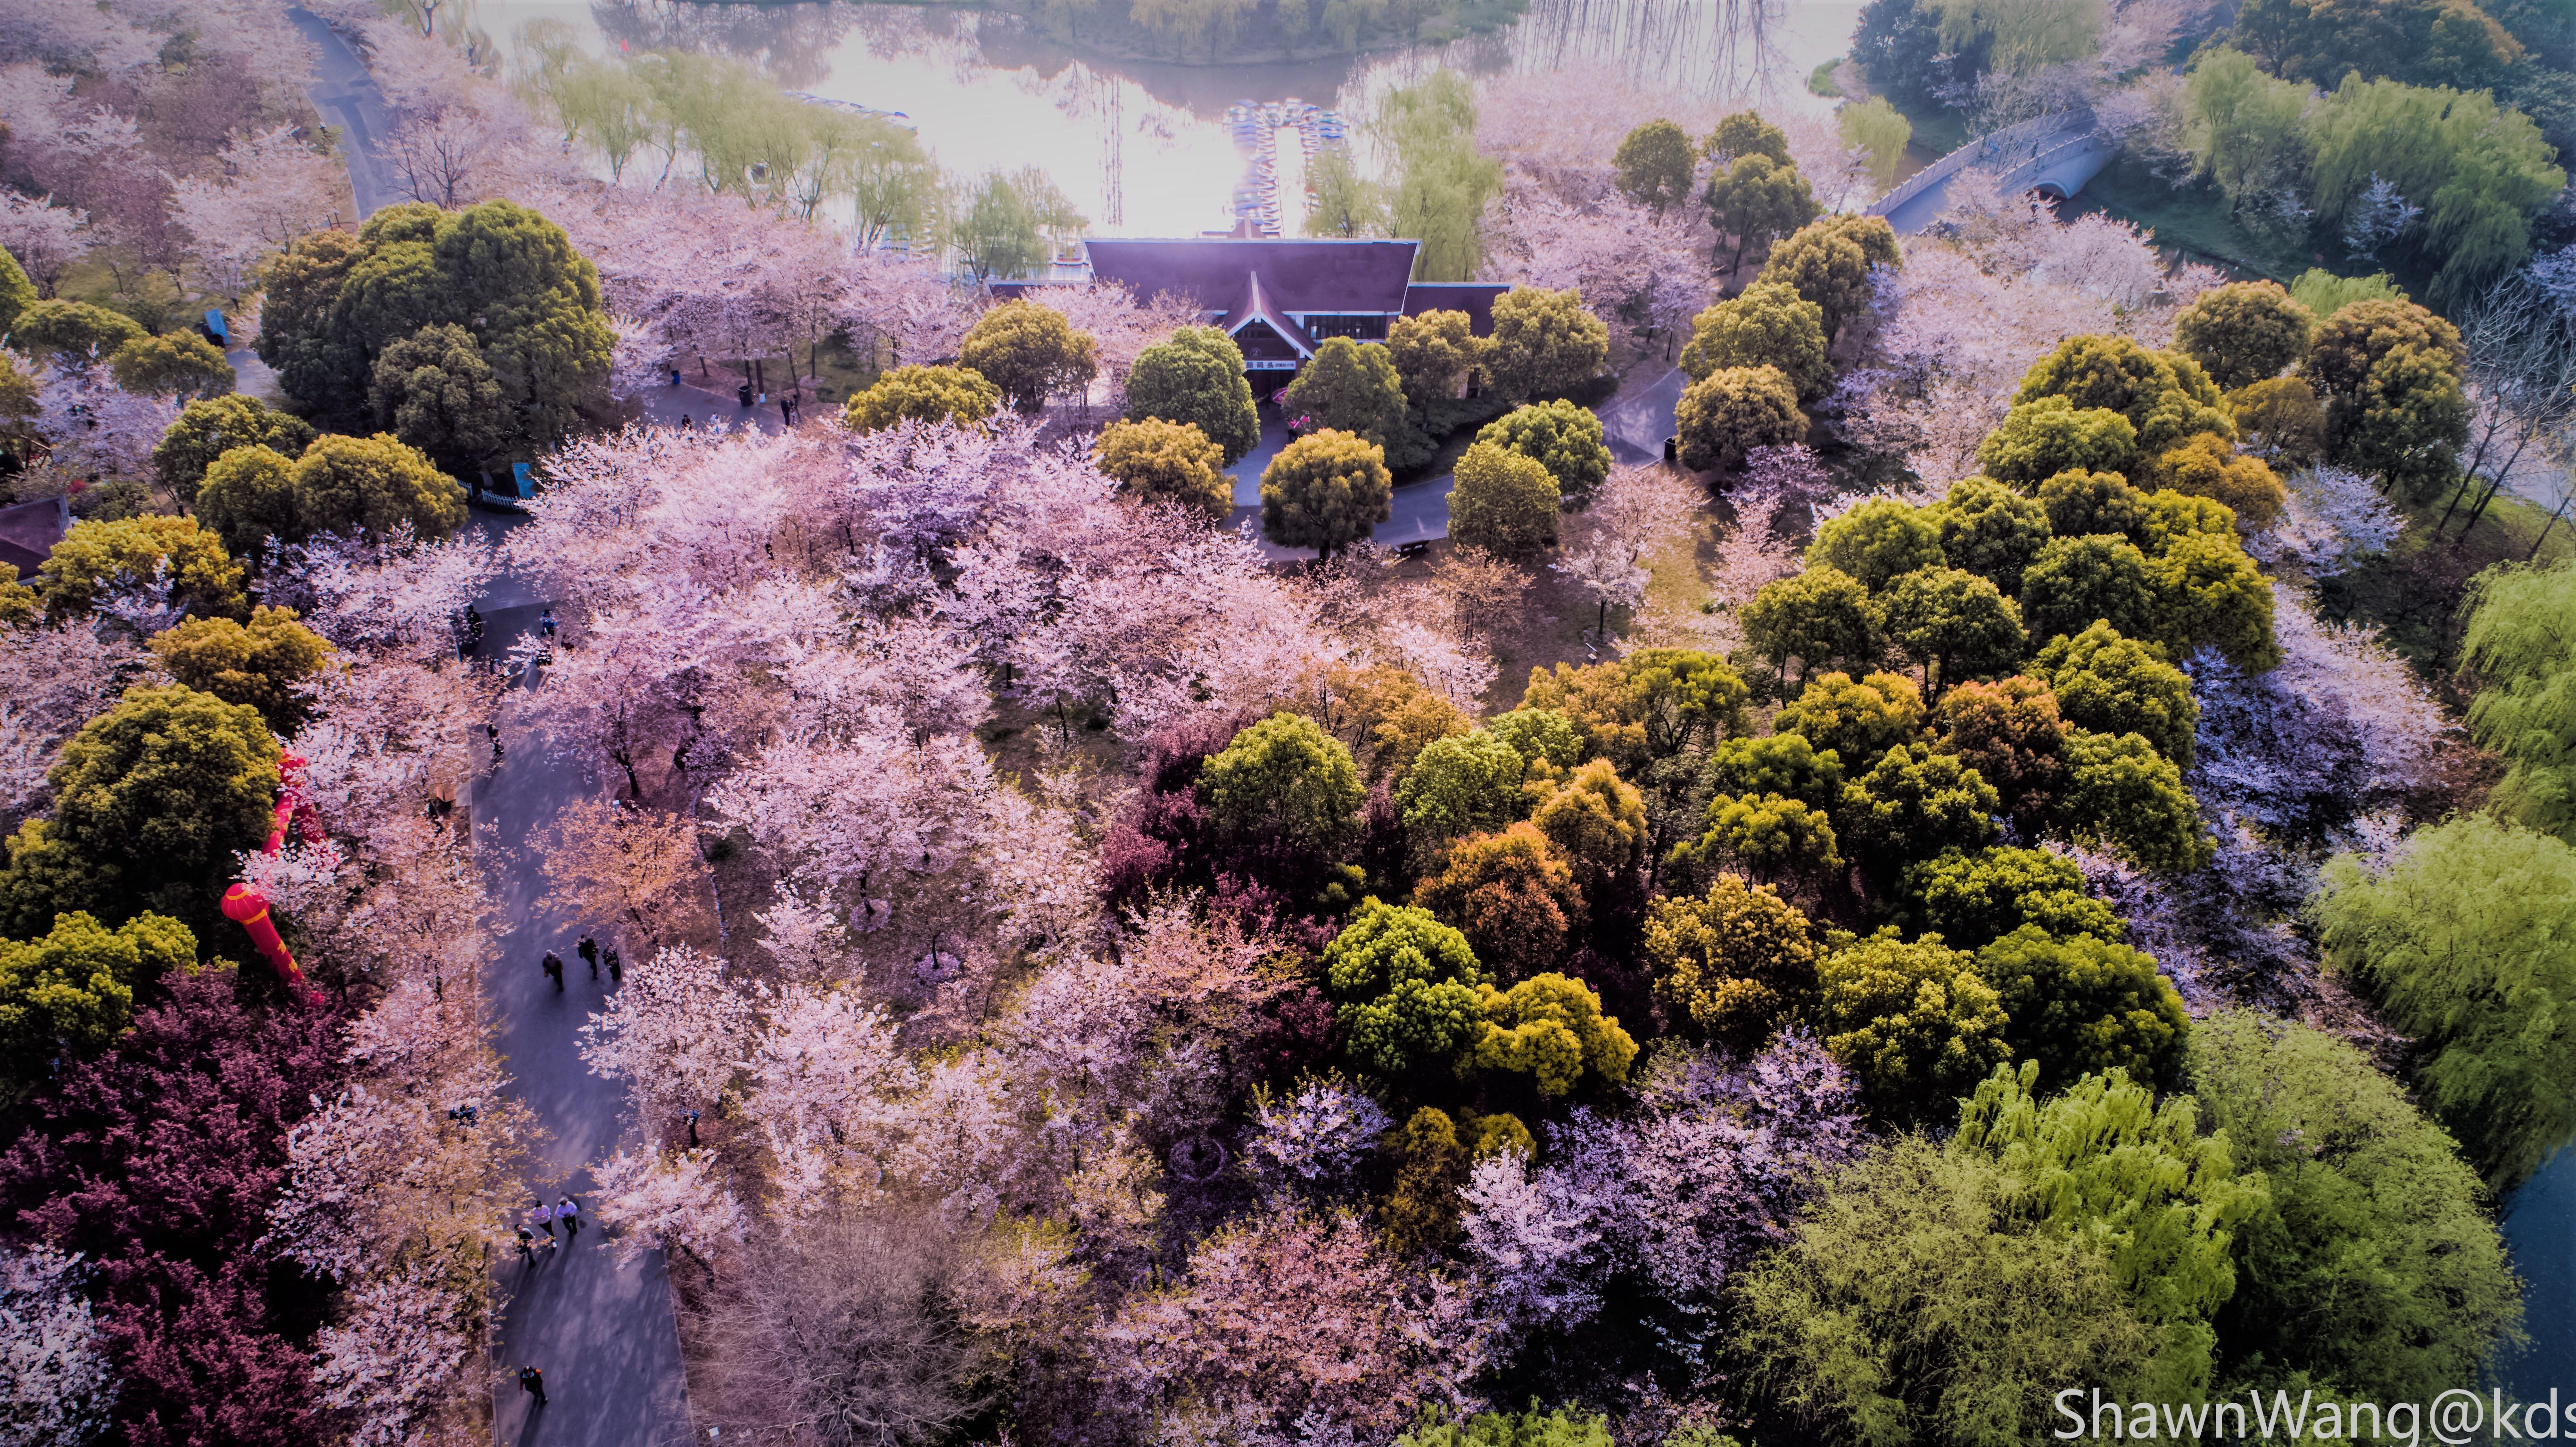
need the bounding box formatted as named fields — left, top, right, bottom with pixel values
left=541, top=933, right=621, bottom=992
left=514, top=1193, right=585, bottom=1263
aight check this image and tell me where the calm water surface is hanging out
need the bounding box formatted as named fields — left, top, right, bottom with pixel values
left=473, top=0, right=1857, bottom=236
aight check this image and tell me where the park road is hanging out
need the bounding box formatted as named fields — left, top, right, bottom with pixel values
left=470, top=519, right=693, bottom=1447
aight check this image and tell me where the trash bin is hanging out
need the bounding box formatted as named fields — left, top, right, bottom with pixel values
left=737, top=382, right=754, bottom=407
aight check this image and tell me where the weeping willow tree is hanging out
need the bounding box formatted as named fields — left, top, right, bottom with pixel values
left=1928, top=0, right=2102, bottom=76
left=2306, top=76, right=2564, bottom=304
left=1367, top=70, right=1502, bottom=282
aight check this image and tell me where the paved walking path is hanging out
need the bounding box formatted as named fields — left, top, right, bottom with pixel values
left=469, top=518, right=693, bottom=1447
left=287, top=7, right=395, bottom=221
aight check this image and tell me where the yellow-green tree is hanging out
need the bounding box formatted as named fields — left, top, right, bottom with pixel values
left=1837, top=97, right=1913, bottom=186
left=1814, top=929, right=2010, bottom=1118
left=1447, top=441, right=1560, bottom=561
left=1676, top=364, right=1806, bottom=473
left=1260, top=429, right=1392, bottom=560
left=1760, top=214, right=1902, bottom=337
left=842, top=364, right=1001, bottom=434
left=35, top=515, right=248, bottom=623
left=290, top=433, right=468, bottom=542
left=2172, top=280, right=2315, bottom=391
left=959, top=299, right=1099, bottom=413
left=1474, top=971, right=1638, bottom=1095
left=1613, top=118, right=1698, bottom=214
left=0, top=910, right=198, bottom=1097
left=147, top=606, right=335, bottom=733
left=152, top=396, right=316, bottom=506
left=1093, top=417, right=1230, bottom=521
left=1644, top=873, right=1820, bottom=1041
left=1680, top=281, right=1830, bottom=400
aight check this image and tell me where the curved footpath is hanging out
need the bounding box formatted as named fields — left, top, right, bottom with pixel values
left=469, top=520, right=694, bottom=1446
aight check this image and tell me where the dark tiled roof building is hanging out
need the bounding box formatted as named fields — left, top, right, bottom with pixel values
left=998, top=237, right=1511, bottom=375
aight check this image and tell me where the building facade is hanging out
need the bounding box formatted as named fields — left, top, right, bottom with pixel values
left=995, top=236, right=1511, bottom=379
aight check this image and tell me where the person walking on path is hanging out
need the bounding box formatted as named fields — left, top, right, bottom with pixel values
left=604, top=946, right=622, bottom=986
left=557, top=1195, right=583, bottom=1240
left=541, top=950, right=565, bottom=992
left=530, top=1199, right=556, bottom=1241
left=683, top=1109, right=701, bottom=1147
left=485, top=722, right=503, bottom=762
left=539, top=606, right=557, bottom=640
left=515, top=1225, right=535, bottom=1265
left=577, top=934, right=599, bottom=978
left=518, top=1365, right=547, bottom=1408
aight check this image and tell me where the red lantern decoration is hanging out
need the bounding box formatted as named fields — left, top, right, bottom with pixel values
left=228, top=750, right=322, bottom=1004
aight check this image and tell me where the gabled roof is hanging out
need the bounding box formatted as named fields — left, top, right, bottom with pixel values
left=1222, top=271, right=1313, bottom=356
left=1081, top=237, right=1420, bottom=317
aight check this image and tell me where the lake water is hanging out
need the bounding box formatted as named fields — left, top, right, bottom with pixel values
left=2505, top=1152, right=2576, bottom=1396
left=469, top=0, right=1858, bottom=238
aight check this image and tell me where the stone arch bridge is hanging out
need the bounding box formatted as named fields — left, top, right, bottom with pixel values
left=1868, top=107, right=2121, bottom=235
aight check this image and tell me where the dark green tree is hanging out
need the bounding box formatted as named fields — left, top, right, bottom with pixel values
left=1704, top=154, right=1821, bottom=271
left=429, top=199, right=618, bottom=444
left=1127, top=327, right=1260, bottom=464
left=1680, top=281, right=1830, bottom=400
left=1676, top=364, right=1806, bottom=473
left=2057, top=729, right=2213, bottom=872
left=1931, top=477, right=2054, bottom=595
left=2037, top=468, right=2154, bottom=543
left=1838, top=741, right=2002, bottom=869
left=2172, top=280, right=2315, bottom=391
left=1386, top=309, right=1482, bottom=408
left=1201, top=712, right=1366, bottom=860
left=2013, top=336, right=2236, bottom=465
left=2034, top=621, right=2198, bottom=765
left=2019, top=535, right=2161, bottom=649
left=192, top=445, right=302, bottom=559
left=1705, top=111, right=1793, bottom=166
left=10, top=300, right=145, bottom=362
left=1814, top=930, right=2011, bottom=1114
left=1283, top=337, right=1409, bottom=448
left=2298, top=297, right=2471, bottom=500
left=2153, top=530, right=2280, bottom=670
left=1476, top=401, right=1611, bottom=501
left=1978, top=928, right=2189, bottom=1088
left=1880, top=567, right=2024, bottom=692
left=368, top=322, right=506, bottom=473
left=1808, top=501, right=1946, bottom=592
left=1485, top=287, right=1610, bottom=403
left=107, top=333, right=234, bottom=399
left=1613, top=119, right=1698, bottom=214
left=1758, top=213, right=1902, bottom=337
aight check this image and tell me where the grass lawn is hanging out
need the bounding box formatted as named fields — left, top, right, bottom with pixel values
left=2062, top=159, right=2310, bottom=280
left=2319, top=488, right=2576, bottom=682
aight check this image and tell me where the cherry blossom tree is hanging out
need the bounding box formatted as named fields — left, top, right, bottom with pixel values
left=31, top=360, right=179, bottom=481
left=591, top=1145, right=748, bottom=1267
left=311, top=1269, right=471, bottom=1447
left=580, top=943, right=756, bottom=1125
left=0, top=1244, right=117, bottom=1447
left=0, top=190, right=91, bottom=298
left=166, top=126, right=343, bottom=296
